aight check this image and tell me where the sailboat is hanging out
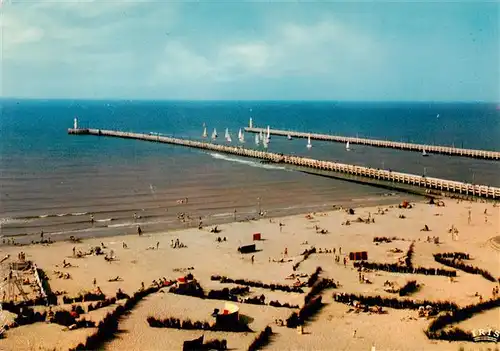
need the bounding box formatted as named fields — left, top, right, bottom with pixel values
left=263, top=137, right=268, bottom=149
left=266, top=126, right=271, bottom=140
left=202, top=124, right=208, bottom=138
left=238, top=128, right=245, bottom=143
left=225, top=128, right=232, bottom=143
left=422, top=149, right=429, bottom=157
left=255, top=133, right=260, bottom=145
left=306, top=135, right=312, bottom=149
left=211, top=128, right=217, bottom=140
left=287, top=133, right=292, bottom=140
left=346, top=141, right=350, bottom=151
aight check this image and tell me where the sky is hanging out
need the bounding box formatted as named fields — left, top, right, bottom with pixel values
left=0, top=0, right=498, bottom=101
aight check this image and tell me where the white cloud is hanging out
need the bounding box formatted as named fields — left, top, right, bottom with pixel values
left=154, top=18, right=382, bottom=83
left=1, top=0, right=176, bottom=61
left=156, top=41, right=214, bottom=80
left=220, top=43, right=271, bottom=72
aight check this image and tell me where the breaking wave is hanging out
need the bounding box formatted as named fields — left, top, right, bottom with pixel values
left=208, top=153, right=287, bottom=171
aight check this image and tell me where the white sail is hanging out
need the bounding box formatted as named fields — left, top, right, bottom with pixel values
left=287, top=134, right=292, bottom=140
left=263, top=138, right=268, bottom=148
left=212, top=128, right=217, bottom=139
left=267, top=126, right=270, bottom=139
left=226, top=134, right=232, bottom=143
left=255, top=133, right=260, bottom=145
left=422, top=149, right=428, bottom=156
left=225, top=128, right=229, bottom=139
left=202, top=125, right=208, bottom=138
left=346, top=141, right=350, bottom=150
left=307, top=135, right=312, bottom=149
left=259, top=130, right=264, bottom=141
left=239, top=129, right=245, bottom=142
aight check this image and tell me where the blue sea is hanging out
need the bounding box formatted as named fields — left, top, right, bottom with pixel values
left=1, top=99, right=499, bottom=243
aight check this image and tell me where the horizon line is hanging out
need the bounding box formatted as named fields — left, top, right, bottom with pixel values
left=1, top=97, right=499, bottom=104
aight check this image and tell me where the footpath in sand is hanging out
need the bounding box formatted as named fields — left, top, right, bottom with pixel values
left=0, top=199, right=498, bottom=351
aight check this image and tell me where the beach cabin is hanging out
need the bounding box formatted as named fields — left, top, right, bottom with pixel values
left=214, top=302, right=240, bottom=328
left=238, top=244, right=256, bottom=254
left=349, top=251, right=368, bottom=261
left=253, top=233, right=262, bottom=241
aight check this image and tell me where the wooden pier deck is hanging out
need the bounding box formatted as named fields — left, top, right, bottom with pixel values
left=68, top=128, right=500, bottom=200
left=244, top=127, right=500, bottom=160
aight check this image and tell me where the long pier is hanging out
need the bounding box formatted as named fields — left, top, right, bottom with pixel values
left=244, top=127, right=500, bottom=160
left=68, top=128, right=500, bottom=200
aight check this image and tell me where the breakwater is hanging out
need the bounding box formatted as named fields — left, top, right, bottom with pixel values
left=244, top=127, right=500, bottom=160
left=68, top=128, right=500, bottom=200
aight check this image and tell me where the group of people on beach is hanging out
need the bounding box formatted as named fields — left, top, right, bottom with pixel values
left=171, top=238, right=185, bottom=249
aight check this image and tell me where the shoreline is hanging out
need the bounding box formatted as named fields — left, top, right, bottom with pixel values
left=1, top=193, right=414, bottom=246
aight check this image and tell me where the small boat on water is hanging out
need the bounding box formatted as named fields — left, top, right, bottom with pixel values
left=287, top=134, right=292, bottom=140
left=202, top=124, right=207, bottom=138
left=422, top=149, right=429, bottom=157
left=225, top=128, right=232, bottom=143
left=259, top=130, right=264, bottom=141
left=238, top=128, right=244, bottom=143
left=346, top=141, right=350, bottom=151
left=255, top=133, right=260, bottom=145
left=212, top=128, right=217, bottom=140
left=266, top=126, right=271, bottom=140
left=263, top=137, right=268, bottom=149
left=307, top=135, right=312, bottom=149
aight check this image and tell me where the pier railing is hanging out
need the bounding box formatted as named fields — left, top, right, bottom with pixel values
left=244, top=127, right=500, bottom=160
left=68, top=128, right=500, bottom=200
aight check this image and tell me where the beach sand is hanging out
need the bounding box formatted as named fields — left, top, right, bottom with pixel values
left=0, top=198, right=498, bottom=351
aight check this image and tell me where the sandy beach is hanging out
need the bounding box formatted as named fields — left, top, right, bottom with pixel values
left=0, top=197, right=499, bottom=351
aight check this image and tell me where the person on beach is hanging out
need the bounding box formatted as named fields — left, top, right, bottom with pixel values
left=251, top=255, right=255, bottom=264
left=137, top=226, right=142, bottom=236
left=90, top=214, right=94, bottom=224
left=40, top=231, right=44, bottom=240
left=72, top=247, right=76, bottom=256
left=123, top=242, right=127, bottom=249
left=156, top=241, right=159, bottom=250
